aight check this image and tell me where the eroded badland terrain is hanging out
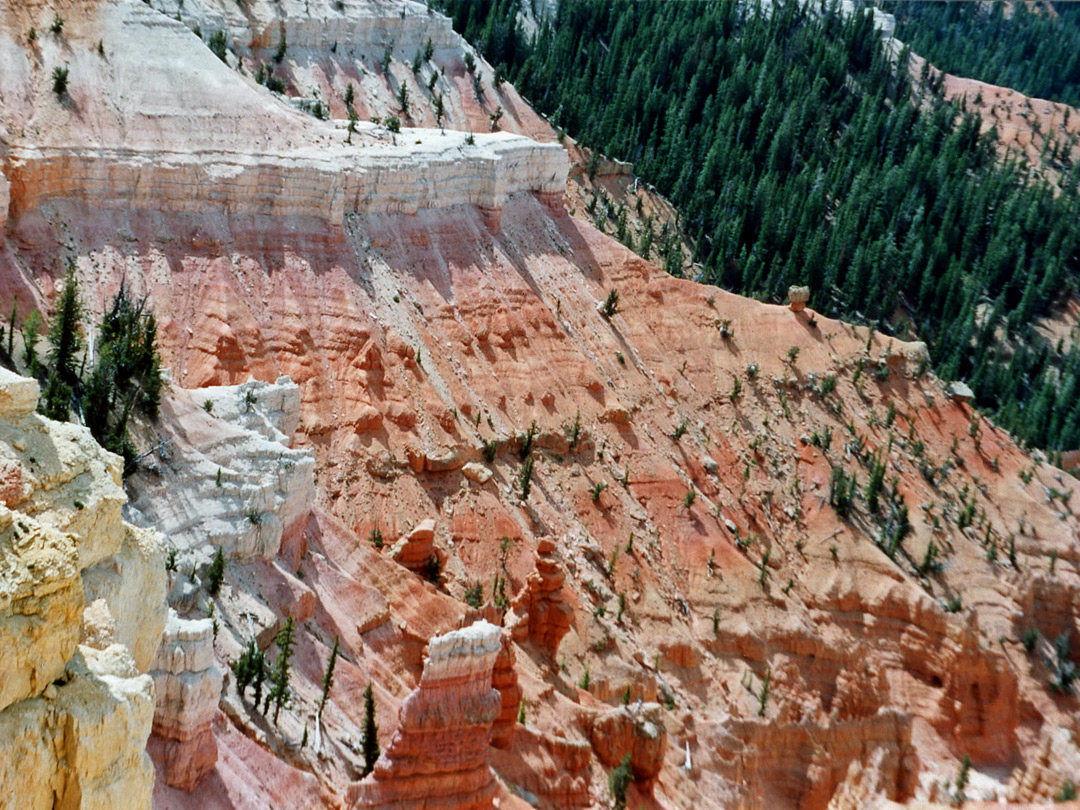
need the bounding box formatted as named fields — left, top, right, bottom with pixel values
left=0, top=2, right=1078, bottom=809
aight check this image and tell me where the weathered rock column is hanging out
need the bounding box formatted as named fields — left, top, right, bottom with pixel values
left=350, top=621, right=504, bottom=810
left=505, top=537, right=572, bottom=658
left=788, top=285, right=809, bottom=312
left=148, top=609, right=223, bottom=791
left=490, top=631, right=522, bottom=750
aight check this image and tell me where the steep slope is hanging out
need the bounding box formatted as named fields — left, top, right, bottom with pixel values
left=0, top=2, right=1078, bottom=810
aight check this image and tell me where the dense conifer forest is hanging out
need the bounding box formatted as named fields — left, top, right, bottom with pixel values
left=441, top=0, right=1080, bottom=452
left=886, top=1, right=1080, bottom=108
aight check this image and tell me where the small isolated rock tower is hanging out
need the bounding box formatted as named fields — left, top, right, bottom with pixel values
left=788, top=285, right=810, bottom=312
left=350, top=621, right=505, bottom=809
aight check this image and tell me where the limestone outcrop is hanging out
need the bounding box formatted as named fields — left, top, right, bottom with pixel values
left=506, top=537, right=572, bottom=658
left=9, top=134, right=567, bottom=229
left=588, top=703, right=668, bottom=787
left=0, top=368, right=167, bottom=810
left=148, top=610, right=223, bottom=792
left=389, top=518, right=438, bottom=575
left=127, top=376, right=315, bottom=563
left=350, top=621, right=504, bottom=810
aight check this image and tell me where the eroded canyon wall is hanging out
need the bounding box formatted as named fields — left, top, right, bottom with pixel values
left=0, top=2, right=1078, bottom=809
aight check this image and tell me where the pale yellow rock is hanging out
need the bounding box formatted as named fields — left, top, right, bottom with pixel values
left=0, top=368, right=39, bottom=417
left=0, top=648, right=156, bottom=810
left=81, top=525, right=167, bottom=673
left=0, top=370, right=166, bottom=809
left=0, top=388, right=128, bottom=569
left=0, top=506, right=82, bottom=713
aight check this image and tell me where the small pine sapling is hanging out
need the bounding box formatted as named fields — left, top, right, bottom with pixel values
left=206, top=547, right=226, bottom=596
left=319, top=636, right=340, bottom=714
left=361, top=682, right=380, bottom=776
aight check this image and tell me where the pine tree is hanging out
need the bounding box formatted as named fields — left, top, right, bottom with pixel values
left=438, top=0, right=1080, bottom=451
left=434, top=94, right=446, bottom=131
left=319, top=637, right=340, bottom=714
left=252, top=646, right=266, bottom=707
left=22, top=310, right=43, bottom=378
left=267, top=617, right=296, bottom=724
left=865, top=455, right=886, bottom=514
left=84, top=286, right=165, bottom=469
left=41, top=265, right=83, bottom=420
left=361, top=682, right=380, bottom=776
left=206, top=547, right=226, bottom=596
left=47, top=264, right=83, bottom=382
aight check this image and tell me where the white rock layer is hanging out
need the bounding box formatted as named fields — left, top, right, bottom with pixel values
left=127, top=376, right=315, bottom=562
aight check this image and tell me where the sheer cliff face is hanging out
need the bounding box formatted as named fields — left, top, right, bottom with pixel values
left=1, top=2, right=1079, bottom=810
left=0, top=369, right=167, bottom=810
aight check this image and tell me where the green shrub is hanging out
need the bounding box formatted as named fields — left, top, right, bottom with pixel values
left=1057, top=781, right=1077, bottom=802
left=206, top=547, right=226, bottom=596
left=829, top=466, right=857, bottom=516
left=599, top=288, right=620, bottom=318
left=590, top=480, right=607, bottom=503
left=51, top=66, right=69, bottom=97
left=208, top=30, right=228, bottom=62
left=464, top=581, right=483, bottom=608
left=1022, top=628, right=1039, bottom=653
left=517, top=457, right=534, bottom=499
left=519, top=420, right=538, bottom=458
left=273, top=30, right=287, bottom=63
left=609, top=753, right=632, bottom=810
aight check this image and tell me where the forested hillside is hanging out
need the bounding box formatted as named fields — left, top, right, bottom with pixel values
left=441, top=0, right=1080, bottom=452
left=887, top=1, right=1080, bottom=108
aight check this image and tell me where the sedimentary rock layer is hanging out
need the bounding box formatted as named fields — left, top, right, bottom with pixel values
left=0, top=369, right=167, bottom=810
left=351, top=621, right=504, bottom=810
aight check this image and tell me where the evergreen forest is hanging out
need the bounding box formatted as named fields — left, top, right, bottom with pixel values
left=886, top=1, right=1080, bottom=108
left=440, top=0, right=1080, bottom=451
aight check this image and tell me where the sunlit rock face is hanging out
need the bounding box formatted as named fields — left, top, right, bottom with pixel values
left=0, top=369, right=166, bottom=810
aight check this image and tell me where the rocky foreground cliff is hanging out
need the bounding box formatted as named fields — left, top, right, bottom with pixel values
left=0, top=1, right=1078, bottom=809
left=0, top=367, right=166, bottom=809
